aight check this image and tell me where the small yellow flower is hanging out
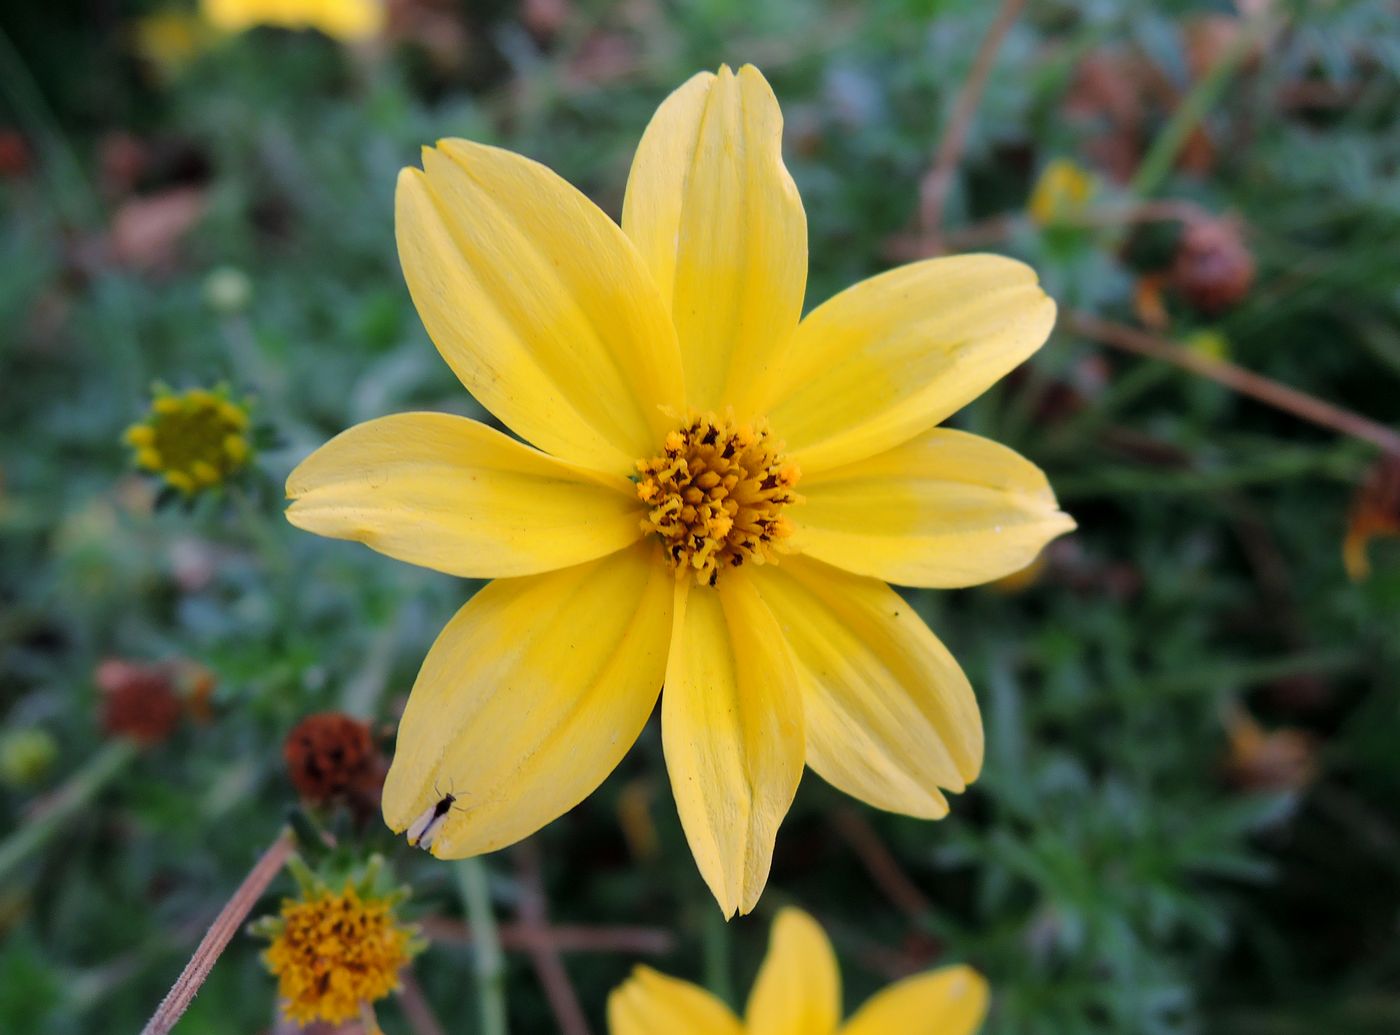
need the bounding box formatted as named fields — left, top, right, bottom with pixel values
left=257, top=866, right=415, bottom=1025
left=132, top=12, right=215, bottom=78
left=1028, top=158, right=1095, bottom=227
left=287, top=65, right=1074, bottom=916
left=124, top=385, right=252, bottom=495
left=610, top=908, right=989, bottom=1035
left=200, top=0, right=384, bottom=40
left=1183, top=328, right=1230, bottom=363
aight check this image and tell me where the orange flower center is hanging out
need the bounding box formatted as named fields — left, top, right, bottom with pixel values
left=636, top=412, right=800, bottom=587
left=263, top=886, right=411, bottom=1025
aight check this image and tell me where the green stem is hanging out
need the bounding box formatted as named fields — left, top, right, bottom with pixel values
left=456, top=857, right=507, bottom=1035
left=700, top=903, right=734, bottom=1007
left=1129, top=18, right=1265, bottom=198
left=0, top=739, right=138, bottom=883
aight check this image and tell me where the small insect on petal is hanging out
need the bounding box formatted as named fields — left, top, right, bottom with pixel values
left=406, top=793, right=455, bottom=851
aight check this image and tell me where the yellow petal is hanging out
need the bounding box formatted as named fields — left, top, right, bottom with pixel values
left=306, top=0, right=383, bottom=39
left=662, top=575, right=803, bottom=917
left=793, top=427, right=1075, bottom=588
left=201, top=0, right=383, bottom=38
left=764, top=255, right=1056, bottom=474
left=397, top=141, right=684, bottom=473
left=608, top=966, right=743, bottom=1035
left=750, top=558, right=981, bottom=819
left=623, top=64, right=807, bottom=415
left=381, top=542, right=672, bottom=856
left=286, top=413, right=642, bottom=579
left=840, top=965, right=989, bottom=1035
left=745, top=908, right=841, bottom=1035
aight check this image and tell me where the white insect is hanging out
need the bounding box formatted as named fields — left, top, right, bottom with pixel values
left=406, top=793, right=455, bottom=851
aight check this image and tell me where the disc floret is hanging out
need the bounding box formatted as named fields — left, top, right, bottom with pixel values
left=252, top=854, right=421, bottom=1026
left=636, top=411, right=800, bottom=587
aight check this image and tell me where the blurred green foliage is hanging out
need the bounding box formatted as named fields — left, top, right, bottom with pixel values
left=2, top=1, right=1399, bottom=1033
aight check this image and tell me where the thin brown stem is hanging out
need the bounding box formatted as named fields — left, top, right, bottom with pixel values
left=514, top=843, right=591, bottom=1035
left=887, top=199, right=1216, bottom=262
left=917, top=0, right=1025, bottom=245
left=418, top=917, right=674, bottom=955
left=397, top=967, right=448, bottom=1035
left=141, top=830, right=295, bottom=1035
left=831, top=807, right=932, bottom=921
left=1065, top=311, right=1400, bottom=455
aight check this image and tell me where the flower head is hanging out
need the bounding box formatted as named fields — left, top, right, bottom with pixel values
left=201, top=0, right=384, bottom=40
left=286, top=65, right=1074, bottom=915
left=284, top=711, right=384, bottom=814
left=610, top=908, right=988, bottom=1035
left=1028, top=158, right=1095, bottom=226
left=255, top=856, right=417, bottom=1025
left=1170, top=215, right=1255, bottom=314
left=124, top=384, right=252, bottom=496
left=97, top=659, right=183, bottom=745
left=0, top=727, right=57, bottom=788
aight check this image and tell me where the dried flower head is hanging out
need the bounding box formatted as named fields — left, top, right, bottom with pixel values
left=124, top=384, right=252, bottom=496
left=97, top=659, right=183, bottom=745
left=284, top=712, right=383, bottom=813
left=254, top=855, right=419, bottom=1026
left=1171, top=216, right=1255, bottom=314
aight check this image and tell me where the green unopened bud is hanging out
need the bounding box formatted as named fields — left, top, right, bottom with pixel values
left=203, top=266, right=253, bottom=316
left=0, top=728, right=58, bottom=788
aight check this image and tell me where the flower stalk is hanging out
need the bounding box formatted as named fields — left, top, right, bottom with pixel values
left=456, top=857, right=508, bottom=1035
left=0, top=739, right=137, bottom=884
left=141, top=829, right=295, bottom=1035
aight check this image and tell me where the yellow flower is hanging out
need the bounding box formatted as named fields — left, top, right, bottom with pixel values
left=200, top=0, right=384, bottom=40
left=259, top=880, right=413, bottom=1025
left=124, top=385, right=252, bottom=495
left=132, top=12, right=215, bottom=78
left=610, top=908, right=989, bottom=1035
left=287, top=64, right=1074, bottom=916
left=1182, top=328, right=1230, bottom=362
left=1028, top=158, right=1095, bottom=226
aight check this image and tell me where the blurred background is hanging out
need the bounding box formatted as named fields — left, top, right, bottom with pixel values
left=2, top=0, right=1399, bottom=1032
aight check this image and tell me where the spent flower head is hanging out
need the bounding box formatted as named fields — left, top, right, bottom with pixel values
left=97, top=659, right=183, bottom=746
left=252, top=853, right=420, bottom=1026
left=284, top=711, right=385, bottom=818
left=286, top=64, right=1074, bottom=915
left=610, top=907, right=989, bottom=1035
left=124, top=383, right=252, bottom=497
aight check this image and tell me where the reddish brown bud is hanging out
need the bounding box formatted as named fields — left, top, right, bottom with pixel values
left=0, top=129, right=30, bottom=179
left=284, top=712, right=383, bottom=814
left=97, top=659, right=182, bottom=746
left=1171, top=216, right=1255, bottom=314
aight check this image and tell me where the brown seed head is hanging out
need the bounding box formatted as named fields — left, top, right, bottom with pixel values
left=1171, top=216, right=1255, bottom=314
left=284, top=712, right=383, bottom=811
left=97, top=659, right=182, bottom=746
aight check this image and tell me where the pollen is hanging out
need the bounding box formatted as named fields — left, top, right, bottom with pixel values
left=636, top=411, right=800, bottom=587
left=260, top=882, right=413, bottom=1025
left=123, top=384, right=252, bottom=495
